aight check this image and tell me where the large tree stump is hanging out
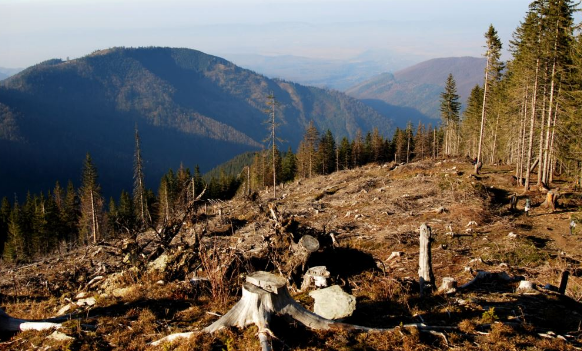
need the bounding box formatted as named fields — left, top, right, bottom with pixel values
left=419, top=224, right=435, bottom=296
left=541, top=189, right=559, bottom=212
left=152, top=271, right=458, bottom=349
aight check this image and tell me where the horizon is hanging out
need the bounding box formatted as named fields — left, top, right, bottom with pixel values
left=1, top=0, right=536, bottom=70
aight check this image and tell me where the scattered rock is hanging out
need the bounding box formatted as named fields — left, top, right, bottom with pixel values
left=56, top=304, right=72, bottom=316
left=76, top=297, right=96, bottom=306
left=48, top=331, right=75, bottom=342
left=517, top=280, right=537, bottom=294
left=309, top=285, right=356, bottom=320
left=508, top=232, right=517, bottom=239
left=148, top=254, right=170, bottom=272
left=112, top=287, right=134, bottom=299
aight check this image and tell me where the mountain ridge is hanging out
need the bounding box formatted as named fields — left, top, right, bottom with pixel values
left=347, top=56, right=486, bottom=121
left=0, top=47, right=392, bottom=199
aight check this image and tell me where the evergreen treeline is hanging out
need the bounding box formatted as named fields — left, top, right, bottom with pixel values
left=448, top=0, right=582, bottom=188
left=0, top=120, right=442, bottom=263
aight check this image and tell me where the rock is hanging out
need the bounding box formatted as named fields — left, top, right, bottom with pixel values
left=508, top=232, right=517, bottom=239
left=148, top=254, right=170, bottom=272
left=56, top=304, right=72, bottom=316
left=309, top=285, right=356, bottom=320
left=76, top=297, right=96, bottom=306
left=48, top=331, right=74, bottom=342
left=516, top=280, right=536, bottom=293
left=112, top=287, right=134, bottom=299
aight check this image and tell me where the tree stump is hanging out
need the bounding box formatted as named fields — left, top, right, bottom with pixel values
left=509, top=193, right=517, bottom=210
left=559, top=270, right=570, bottom=295
left=418, top=224, right=435, bottom=296
left=152, top=271, right=459, bottom=348
left=301, top=266, right=330, bottom=291
left=542, top=190, right=559, bottom=212
left=203, top=271, right=347, bottom=350
left=438, top=277, right=457, bottom=294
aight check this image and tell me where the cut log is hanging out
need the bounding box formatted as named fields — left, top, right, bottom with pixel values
left=301, top=266, right=330, bottom=291
left=459, top=271, right=518, bottom=290
left=0, top=308, right=63, bottom=332
left=438, top=277, right=457, bottom=294
left=418, top=224, right=435, bottom=296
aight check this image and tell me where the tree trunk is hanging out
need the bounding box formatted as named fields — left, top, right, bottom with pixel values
left=0, top=308, right=63, bottom=332
left=418, top=224, right=434, bottom=296
left=524, top=58, right=540, bottom=192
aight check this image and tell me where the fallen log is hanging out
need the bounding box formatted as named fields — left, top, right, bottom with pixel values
left=0, top=308, right=64, bottom=332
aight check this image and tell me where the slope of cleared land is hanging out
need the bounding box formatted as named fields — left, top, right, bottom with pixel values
left=1, top=158, right=582, bottom=350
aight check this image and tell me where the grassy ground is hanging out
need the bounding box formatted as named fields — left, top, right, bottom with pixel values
left=1, top=158, right=582, bottom=350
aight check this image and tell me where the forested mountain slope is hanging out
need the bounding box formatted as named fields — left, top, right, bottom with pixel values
left=347, top=57, right=486, bottom=121
left=0, top=47, right=392, bottom=199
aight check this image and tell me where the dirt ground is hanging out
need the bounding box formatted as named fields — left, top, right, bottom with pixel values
left=1, top=158, right=582, bottom=350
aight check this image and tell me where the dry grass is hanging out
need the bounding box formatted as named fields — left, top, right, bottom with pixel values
left=2, top=159, right=582, bottom=350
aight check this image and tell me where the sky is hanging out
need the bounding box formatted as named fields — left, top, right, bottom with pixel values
left=0, top=0, right=540, bottom=69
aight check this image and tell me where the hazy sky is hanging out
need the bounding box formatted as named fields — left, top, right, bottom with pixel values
left=1, top=0, right=538, bottom=69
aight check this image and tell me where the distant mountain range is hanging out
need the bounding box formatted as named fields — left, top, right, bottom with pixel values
left=0, top=47, right=392, bottom=199
left=223, top=53, right=400, bottom=91
left=346, top=57, right=487, bottom=125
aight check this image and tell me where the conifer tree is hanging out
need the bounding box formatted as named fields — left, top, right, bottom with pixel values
left=62, top=181, right=79, bottom=244
left=476, top=25, right=504, bottom=173
left=461, top=85, right=484, bottom=158
left=299, top=121, right=319, bottom=178
left=317, top=130, right=336, bottom=175
left=281, top=147, right=297, bottom=183
left=0, top=197, right=11, bottom=256
left=78, top=153, right=104, bottom=244
left=337, top=137, right=352, bottom=170
left=264, top=93, right=283, bottom=198
left=440, top=73, right=461, bottom=156
left=133, top=125, right=149, bottom=230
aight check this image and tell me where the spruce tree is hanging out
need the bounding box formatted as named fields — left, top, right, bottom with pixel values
left=133, top=125, right=149, bottom=230
left=78, top=153, right=104, bottom=244
left=0, top=197, right=11, bottom=256
left=476, top=25, right=504, bottom=173
left=440, top=73, right=461, bottom=156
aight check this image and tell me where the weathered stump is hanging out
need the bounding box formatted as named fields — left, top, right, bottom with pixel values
left=559, top=270, right=570, bottom=295
left=541, top=189, right=559, bottom=212
left=152, top=271, right=459, bottom=348
left=438, top=277, right=457, bottom=294
left=301, top=266, right=330, bottom=291
left=509, top=193, right=517, bottom=210
left=419, top=224, right=435, bottom=296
